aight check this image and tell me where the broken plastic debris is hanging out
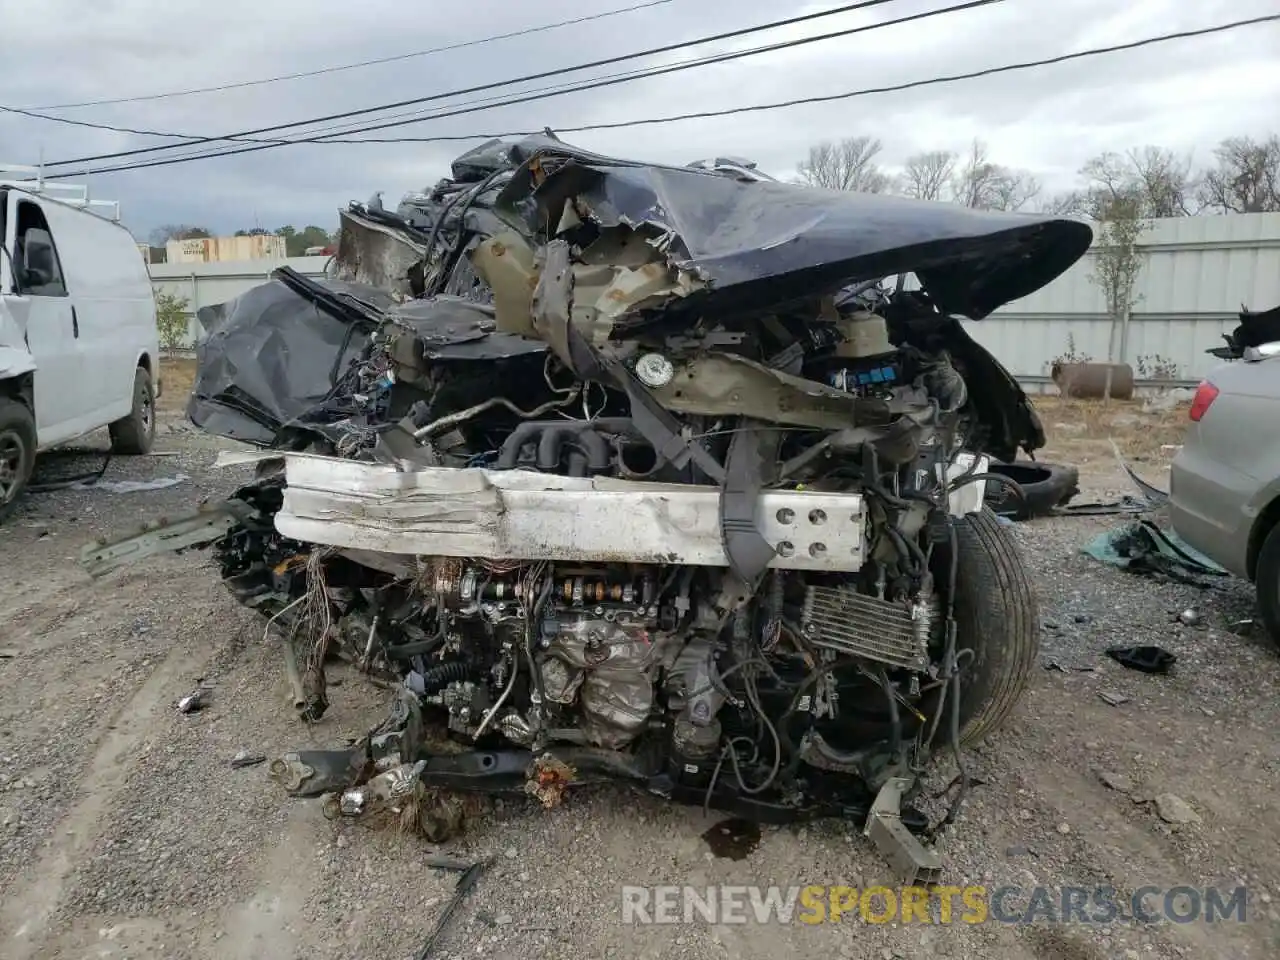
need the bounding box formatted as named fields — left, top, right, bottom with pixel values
left=1176, top=607, right=1202, bottom=627
left=1105, top=645, right=1177, bottom=675
left=1081, top=520, right=1228, bottom=583
left=72, top=474, right=190, bottom=494
left=230, top=750, right=267, bottom=769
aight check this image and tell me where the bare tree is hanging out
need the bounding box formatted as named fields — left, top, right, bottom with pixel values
left=149, top=224, right=213, bottom=246
left=1041, top=190, right=1092, bottom=217
left=1197, top=135, right=1280, bottom=213
left=1077, top=147, right=1196, bottom=218
left=797, top=136, right=890, bottom=193
left=1077, top=152, right=1130, bottom=216
left=952, top=140, right=998, bottom=208
left=899, top=150, right=956, bottom=201
left=1089, top=193, right=1147, bottom=401
left=1128, top=146, right=1197, bottom=217
left=951, top=139, right=1040, bottom=211
left=990, top=171, right=1042, bottom=212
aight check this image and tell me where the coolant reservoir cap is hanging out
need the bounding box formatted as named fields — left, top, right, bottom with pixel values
left=635, top=352, right=675, bottom=387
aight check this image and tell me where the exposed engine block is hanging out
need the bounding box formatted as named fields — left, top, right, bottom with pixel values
left=425, top=562, right=680, bottom=750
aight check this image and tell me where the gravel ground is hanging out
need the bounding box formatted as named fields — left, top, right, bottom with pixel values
left=2, top=407, right=1279, bottom=960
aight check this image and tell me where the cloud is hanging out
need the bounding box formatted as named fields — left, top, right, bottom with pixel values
left=1, top=0, right=1276, bottom=237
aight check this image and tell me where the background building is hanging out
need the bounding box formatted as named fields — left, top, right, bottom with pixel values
left=165, top=234, right=287, bottom=264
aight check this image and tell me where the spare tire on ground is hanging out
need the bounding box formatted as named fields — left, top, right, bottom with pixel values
left=984, top=460, right=1080, bottom=520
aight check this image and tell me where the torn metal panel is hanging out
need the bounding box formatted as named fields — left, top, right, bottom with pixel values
left=469, top=233, right=539, bottom=338
left=570, top=234, right=704, bottom=336
left=272, top=452, right=868, bottom=571
left=332, top=205, right=427, bottom=296
left=79, top=503, right=251, bottom=578
left=864, top=776, right=942, bottom=886
left=647, top=351, right=873, bottom=428
left=1209, top=301, right=1280, bottom=359
left=474, top=228, right=706, bottom=363
left=384, top=297, right=546, bottom=371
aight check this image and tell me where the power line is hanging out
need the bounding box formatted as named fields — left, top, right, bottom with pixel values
left=24, top=0, right=677, bottom=110
left=42, top=0, right=994, bottom=174
left=37, top=0, right=913, bottom=167
left=0, top=0, right=873, bottom=149
left=74, top=0, right=997, bottom=161
left=48, top=12, right=1280, bottom=181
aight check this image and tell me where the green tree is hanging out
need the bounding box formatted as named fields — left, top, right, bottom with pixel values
left=275, top=224, right=334, bottom=256
left=154, top=291, right=191, bottom=357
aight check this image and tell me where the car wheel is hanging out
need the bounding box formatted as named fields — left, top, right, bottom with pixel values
left=109, top=367, right=156, bottom=455
left=0, top=397, right=37, bottom=522
left=1253, top=522, right=1280, bottom=651
left=946, top=506, right=1041, bottom=743
left=820, top=508, right=1039, bottom=748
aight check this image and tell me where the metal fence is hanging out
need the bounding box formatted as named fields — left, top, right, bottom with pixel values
left=148, top=256, right=331, bottom=347
left=149, top=213, right=1280, bottom=389
left=971, top=211, right=1280, bottom=391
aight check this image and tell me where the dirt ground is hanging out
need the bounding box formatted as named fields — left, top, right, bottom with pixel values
left=1, top=369, right=1278, bottom=960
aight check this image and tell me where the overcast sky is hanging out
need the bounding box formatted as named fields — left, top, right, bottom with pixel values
left=1, top=0, right=1276, bottom=240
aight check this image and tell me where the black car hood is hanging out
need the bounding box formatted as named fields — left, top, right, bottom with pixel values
left=495, top=138, right=1093, bottom=319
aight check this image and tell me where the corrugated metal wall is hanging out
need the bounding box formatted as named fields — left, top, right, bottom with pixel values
left=149, top=213, right=1280, bottom=381
left=970, top=212, right=1280, bottom=389
left=149, top=256, right=330, bottom=346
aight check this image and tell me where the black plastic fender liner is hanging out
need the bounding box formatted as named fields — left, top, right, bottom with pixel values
left=984, top=460, right=1080, bottom=520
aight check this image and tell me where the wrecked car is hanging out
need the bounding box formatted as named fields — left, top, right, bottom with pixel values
left=84, top=135, right=1092, bottom=876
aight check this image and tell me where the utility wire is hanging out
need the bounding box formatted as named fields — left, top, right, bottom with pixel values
left=42, top=0, right=996, bottom=176
left=36, top=0, right=914, bottom=167
left=24, top=0, right=676, bottom=110
left=48, top=0, right=993, bottom=163
left=3, top=0, right=895, bottom=150
left=44, top=11, right=1278, bottom=180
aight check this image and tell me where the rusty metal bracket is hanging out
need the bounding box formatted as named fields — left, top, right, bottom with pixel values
left=864, top=775, right=942, bottom=886
left=79, top=502, right=251, bottom=578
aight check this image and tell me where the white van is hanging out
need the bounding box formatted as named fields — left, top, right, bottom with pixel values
left=0, top=177, right=160, bottom=520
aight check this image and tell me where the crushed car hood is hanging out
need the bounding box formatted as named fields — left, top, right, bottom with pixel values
left=186, top=270, right=401, bottom=445
left=495, top=138, right=1093, bottom=320
left=192, top=136, right=1091, bottom=456
left=187, top=267, right=547, bottom=447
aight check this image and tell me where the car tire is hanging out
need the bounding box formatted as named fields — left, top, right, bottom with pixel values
left=109, top=367, right=156, bottom=455
left=947, top=506, right=1041, bottom=744
left=984, top=460, right=1080, bottom=520
left=820, top=508, right=1039, bottom=749
left=1253, top=522, right=1280, bottom=651
left=0, top=397, right=37, bottom=523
